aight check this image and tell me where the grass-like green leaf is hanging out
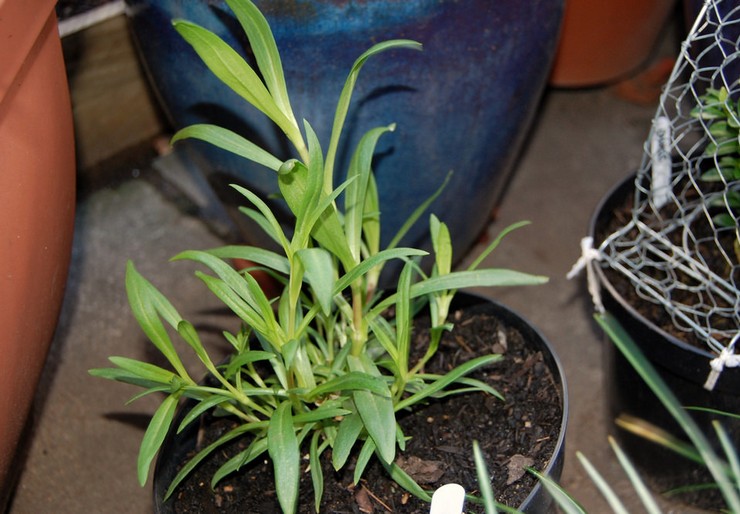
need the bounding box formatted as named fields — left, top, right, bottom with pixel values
left=171, top=124, right=282, bottom=171
left=324, top=39, right=422, bottom=191
left=473, top=441, right=498, bottom=514
left=106, top=356, right=178, bottom=385
left=577, top=451, right=630, bottom=514
left=608, top=436, right=662, bottom=514
left=596, top=312, right=740, bottom=512
left=332, top=412, right=364, bottom=470
left=268, top=401, right=300, bottom=514
left=529, top=468, right=587, bottom=514
left=395, top=354, right=502, bottom=411
left=308, top=371, right=390, bottom=400
left=348, top=355, right=396, bottom=464
left=309, top=431, right=325, bottom=512
left=138, top=393, right=179, bottom=486
left=172, top=19, right=303, bottom=150
left=345, top=124, right=395, bottom=262
left=296, top=247, right=335, bottom=315
left=125, top=261, right=190, bottom=380
left=224, top=0, right=297, bottom=126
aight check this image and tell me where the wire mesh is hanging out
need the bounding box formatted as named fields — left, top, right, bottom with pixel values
left=598, top=0, right=740, bottom=385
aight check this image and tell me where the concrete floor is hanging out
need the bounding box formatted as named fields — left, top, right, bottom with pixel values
left=8, top=61, right=714, bottom=514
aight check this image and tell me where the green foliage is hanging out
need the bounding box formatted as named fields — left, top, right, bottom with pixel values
left=691, top=86, right=740, bottom=233
left=88, top=0, right=547, bottom=512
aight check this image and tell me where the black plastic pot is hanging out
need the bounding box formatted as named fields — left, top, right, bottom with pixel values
left=590, top=174, right=740, bottom=502
left=153, top=292, right=568, bottom=513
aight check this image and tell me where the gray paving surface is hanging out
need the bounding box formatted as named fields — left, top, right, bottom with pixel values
left=9, top=87, right=712, bottom=513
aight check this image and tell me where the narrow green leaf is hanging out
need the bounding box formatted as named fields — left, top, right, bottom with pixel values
left=596, top=312, right=740, bottom=512
left=177, top=394, right=232, bottom=433
left=309, top=431, right=324, bottom=512
left=211, top=437, right=269, bottom=488
left=137, top=393, right=179, bottom=486
left=395, top=354, right=501, bottom=411
left=381, top=460, right=432, bottom=502
left=172, top=19, right=302, bottom=146
left=232, top=184, right=291, bottom=253
left=332, top=413, right=364, bottom=470
left=345, top=124, right=395, bottom=262
left=473, top=441, right=498, bottom=514
left=608, top=437, right=662, bottom=514
left=205, top=245, right=290, bottom=275
left=324, top=39, right=422, bottom=191
left=354, top=437, right=377, bottom=486
left=387, top=170, right=452, bottom=252
left=224, top=0, right=297, bottom=125
left=348, top=355, right=396, bottom=464
left=268, top=401, right=300, bottom=514
left=296, top=248, right=335, bottom=315
left=171, top=124, right=282, bottom=171
left=529, top=468, right=587, bottom=514
left=165, top=421, right=267, bottom=499
left=333, top=247, right=427, bottom=294
left=308, top=371, right=390, bottom=400
left=577, top=451, right=629, bottom=514
left=177, top=320, right=213, bottom=367
left=107, top=356, right=177, bottom=384
left=125, top=261, right=189, bottom=379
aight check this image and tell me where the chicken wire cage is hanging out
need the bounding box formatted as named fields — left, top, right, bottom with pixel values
left=573, top=0, right=740, bottom=391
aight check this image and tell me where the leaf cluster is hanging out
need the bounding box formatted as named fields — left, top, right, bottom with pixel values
left=89, top=1, right=546, bottom=512
left=691, top=86, right=740, bottom=231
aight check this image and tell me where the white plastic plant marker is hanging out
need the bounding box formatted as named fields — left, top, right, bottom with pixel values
left=650, top=116, right=671, bottom=209
left=430, top=483, right=466, bottom=514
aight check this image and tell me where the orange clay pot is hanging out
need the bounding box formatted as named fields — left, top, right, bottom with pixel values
left=0, top=0, right=75, bottom=508
left=549, top=0, right=676, bottom=87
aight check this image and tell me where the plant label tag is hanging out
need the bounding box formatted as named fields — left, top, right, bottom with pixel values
left=651, top=116, right=672, bottom=209
left=430, top=483, right=466, bottom=514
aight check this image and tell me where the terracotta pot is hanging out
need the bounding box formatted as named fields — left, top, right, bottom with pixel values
left=0, top=0, right=76, bottom=508
left=549, top=0, right=676, bottom=87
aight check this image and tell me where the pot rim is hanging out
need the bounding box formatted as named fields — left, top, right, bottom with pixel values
left=152, top=291, right=569, bottom=513
left=588, top=172, right=718, bottom=360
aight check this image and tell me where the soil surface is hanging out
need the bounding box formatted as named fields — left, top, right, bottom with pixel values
left=156, top=301, right=564, bottom=513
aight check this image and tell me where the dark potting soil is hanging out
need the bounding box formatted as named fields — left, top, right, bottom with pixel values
left=161, top=302, right=563, bottom=513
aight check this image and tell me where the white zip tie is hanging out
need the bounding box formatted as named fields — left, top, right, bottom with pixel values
left=704, top=333, right=740, bottom=391
left=567, top=236, right=605, bottom=313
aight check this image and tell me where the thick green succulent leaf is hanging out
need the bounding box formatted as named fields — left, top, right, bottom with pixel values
left=268, top=401, right=300, bottom=514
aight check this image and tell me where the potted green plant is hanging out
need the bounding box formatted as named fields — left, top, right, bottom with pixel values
left=90, top=1, right=567, bottom=512
left=570, top=3, right=739, bottom=508
left=0, top=1, right=76, bottom=509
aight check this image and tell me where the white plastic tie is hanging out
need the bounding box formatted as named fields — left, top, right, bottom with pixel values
left=567, top=237, right=605, bottom=313
left=704, top=333, right=740, bottom=391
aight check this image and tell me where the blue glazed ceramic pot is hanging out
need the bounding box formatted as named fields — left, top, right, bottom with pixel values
left=126, top=0, right=563, bottom=257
